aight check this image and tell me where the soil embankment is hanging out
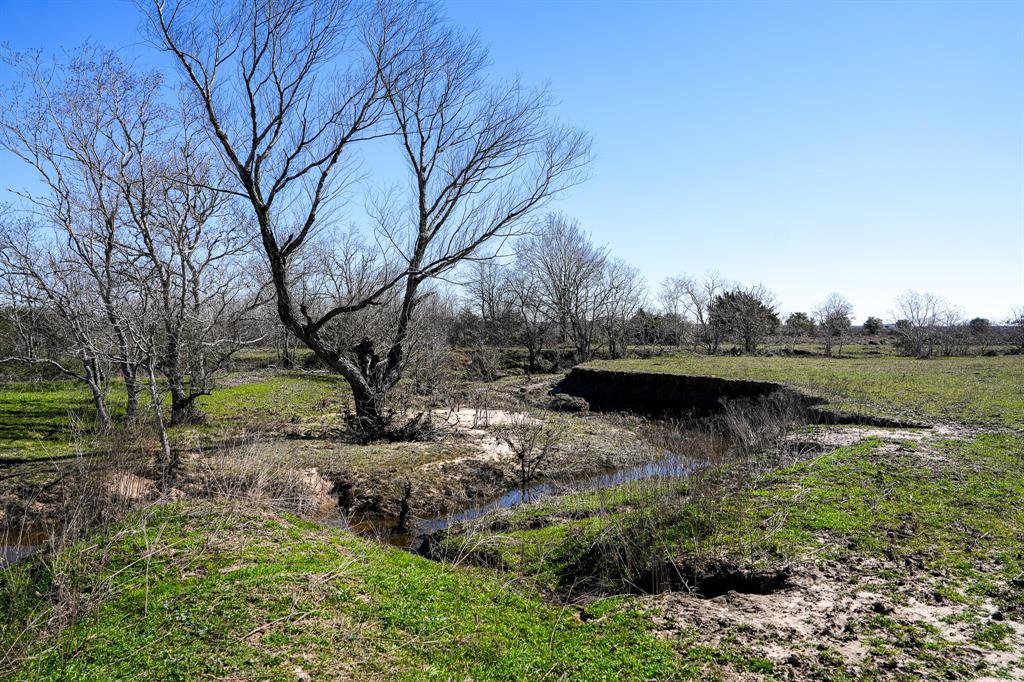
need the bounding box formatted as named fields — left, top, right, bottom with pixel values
left=555, top=367, right=923, bottom=427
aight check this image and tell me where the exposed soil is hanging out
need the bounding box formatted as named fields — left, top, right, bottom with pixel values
left=557, top=366, right=930, bottom=427
left=648, top=554, right=1024, bottom=680
left=311, top=406, right=657, bottom=521
left=641, top=432, right=1024, bottom=680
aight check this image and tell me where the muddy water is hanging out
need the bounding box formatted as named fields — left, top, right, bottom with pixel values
left=324, top=448, right=703, bottom=551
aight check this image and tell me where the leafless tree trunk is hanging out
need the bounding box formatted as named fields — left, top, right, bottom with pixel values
left=0, top=47, right=156, bottom=421
left=0, top=238, right=115, bottom=429
left=506, top=265, right=550, bottom=372
left=520, top=214, right=607, bottom=364
left=118, top=110, right=269, bottom=425
left=599, top=259, right=646, bottom=359
left=892, top=290, right=946, bottom=358
left=148, top=0, right=590, bottom=437
left=2, top=46, right=267, bottom=428
left=1010, top=306, right=1024, bottom=351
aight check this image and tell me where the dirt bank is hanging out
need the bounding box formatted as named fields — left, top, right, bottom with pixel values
left=297, top=407, right=659, bottom=521
left=556, top=367, right=925, bottom=427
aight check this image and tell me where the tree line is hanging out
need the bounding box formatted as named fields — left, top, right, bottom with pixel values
left=452, top=237, right=1023, bottom=368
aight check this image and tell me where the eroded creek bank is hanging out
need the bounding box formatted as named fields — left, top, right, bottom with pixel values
left=308, top=405, right=704, bottom=551
left=556, top=367, right=926, bottom=427
left=2, top=369, right=856, bottom=561
left=305, top=369, right=833, bottom=551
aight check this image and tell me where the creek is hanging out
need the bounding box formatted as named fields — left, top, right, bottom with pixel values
left=323, top=446, right=703, bottom=551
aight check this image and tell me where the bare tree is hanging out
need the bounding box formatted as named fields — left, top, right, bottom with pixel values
left=813, top=293, right=853, bottom=357
left=120, top=118, right=269, bottom=425
left=120, top=284, right=177, bottom=486
left=458, top=261, right=512, bottom=381
left=657, top=279, right=689, bottom=349
left=661, top=272, right=726, bottom=353
left=892, top=290, right=944, bottom=358
left=0, top=217, right=116, bottom=428
left=1, top=47, right=267, bottom=428
left=0, top=48, right=151, bottom=420
left=936, top=305, right=968, bottom=357
left=599, top=258, right=646, bottom=359
left=1009, top=306, right=1024, bottom=351
left=520, top=214, right=607, bottom=363
left=466, top=261, right=515, bottom=346
left=505, top=262, right=550, bottom=372
left=148, top=0, right=590, bottom=436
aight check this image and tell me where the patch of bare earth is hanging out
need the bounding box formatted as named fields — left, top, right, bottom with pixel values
left=645, top=427, right=1024, bottom=680
left=648, top=555, right=1022, bottom=679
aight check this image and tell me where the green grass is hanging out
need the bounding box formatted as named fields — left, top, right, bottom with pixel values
left=441, top=433, right=1024, bottom=678
left=0, top=371, right=349, bottom=461
left=0, top=382, right=99, bottom=459
left=586, top=353, right=1024, bottom=427
left=0, top=504, right=699, bottom=681
left=467, top=434, right=1024, bottom=587
left=749, top=434, right=1024, bottom=586
left=193, top=371, right=348, bottom=427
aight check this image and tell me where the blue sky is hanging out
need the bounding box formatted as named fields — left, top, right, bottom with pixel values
left=1, top=0, right=1022, bottom=320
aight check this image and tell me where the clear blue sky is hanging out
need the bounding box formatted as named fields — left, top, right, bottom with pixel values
left=2, top=0, right=1022, bottom=321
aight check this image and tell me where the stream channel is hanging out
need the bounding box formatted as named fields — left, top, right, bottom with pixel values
left=322, top=447, right=703, bottom=552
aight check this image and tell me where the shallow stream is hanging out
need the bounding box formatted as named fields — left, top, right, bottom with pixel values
left=323, top=447, right=703, bottom=551
left=1, top=437, right=707, bottom=564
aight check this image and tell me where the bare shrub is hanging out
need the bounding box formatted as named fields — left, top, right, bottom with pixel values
left=495, top=415, right=563, bottom=502
left=715, top=391, right=811, bottom=471
left=188, top=439, right=336, bottom=517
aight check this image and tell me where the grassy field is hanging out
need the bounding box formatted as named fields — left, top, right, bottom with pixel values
left=445, top=432, right=1024, bottom=591
left=0, top=504, right=709, bottom=681
left=0, top=371, right=349, bottom=461
left=2, top=352, right=1022, bottom=678
left=586, top=353, right=1024, bottom=427
left=5, top=412, right=1021, bottom=678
